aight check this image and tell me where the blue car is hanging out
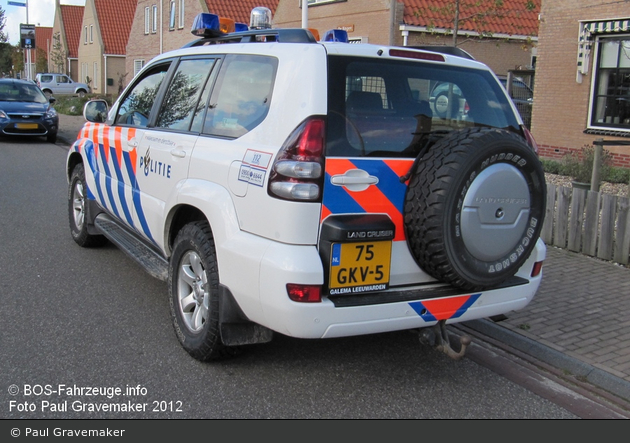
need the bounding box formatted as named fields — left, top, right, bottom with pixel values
left=0, top=78, right=59, bottom=143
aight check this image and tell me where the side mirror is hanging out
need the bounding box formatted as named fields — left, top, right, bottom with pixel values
left=84, top=99, right=109, bottom=123
left=49, top=97, right=56, bottom=105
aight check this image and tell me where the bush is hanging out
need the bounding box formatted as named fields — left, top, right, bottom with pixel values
left=561, top=144, right=612, bottom=183
left=52, top=94, right=115, bottom=115
left=541, top=159, right=562, bottom=174
left=607, top=166, right=630, bottom=184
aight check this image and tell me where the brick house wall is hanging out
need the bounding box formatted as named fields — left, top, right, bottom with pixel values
left=273, top=0, right=394, bottom=45
left=533, top=0, right=630, bottom=168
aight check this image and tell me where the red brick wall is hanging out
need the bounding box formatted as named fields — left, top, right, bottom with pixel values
left=534, top=0, right=630, bottom=168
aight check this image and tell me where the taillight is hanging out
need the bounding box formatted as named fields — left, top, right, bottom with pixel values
left=522, top=126, right=539, bottom=155
left=287, top=284, right=322, bottom=303
left=268, top=117, right=325, bottom=201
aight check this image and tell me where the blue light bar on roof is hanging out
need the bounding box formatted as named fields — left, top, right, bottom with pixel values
left=191, top=13, right=223, bottom=38
left=323, top=29, right=349, bottom=43
left=235, top=22, right=249, bottom=32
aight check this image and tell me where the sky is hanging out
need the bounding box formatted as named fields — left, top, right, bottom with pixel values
left=1, top=0, right=85, bottom=46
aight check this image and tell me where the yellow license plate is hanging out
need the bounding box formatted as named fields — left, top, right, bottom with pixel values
left=16, top=123, right=38, bottom=129
left=328, top=241, right=391, bottom=295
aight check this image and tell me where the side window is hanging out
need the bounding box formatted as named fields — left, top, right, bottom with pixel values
left=116, top=63, right=170, bottom=127
left=203, top=54, right=277, bottom=138
left=57, top=75, right=69, bottom=84
left=156, top=58, right=217, bottom=131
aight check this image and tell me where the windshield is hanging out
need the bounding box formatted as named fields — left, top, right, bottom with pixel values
left=0, top=82, right=49, bottom=104
left=326, top=55, right=520, bottom=157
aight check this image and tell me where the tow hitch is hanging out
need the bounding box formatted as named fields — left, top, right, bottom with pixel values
left=418, top=320, right=472, bottom=360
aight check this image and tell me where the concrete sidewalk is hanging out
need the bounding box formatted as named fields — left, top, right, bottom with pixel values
left=55, top=113, right=630, bottom=403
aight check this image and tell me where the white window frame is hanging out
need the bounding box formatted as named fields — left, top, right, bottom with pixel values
left=178, top=0, right=185, bottom=29
left=134, top=59, right=145, bottom=77
left=152, top=5, right=158, bottom=34
left=93, top=62, right=98, bottom=89
left=89, top=24, right=93, bottom=43
left=144, top=7, right=150, bottom=34
left=588, top=33, right=630, bottom=133
left=84, top=26, right=87, bottom=44
left=169, top=1, right=176, bottom=30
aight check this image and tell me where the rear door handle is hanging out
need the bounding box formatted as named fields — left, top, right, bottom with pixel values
left=331, top=169, right=379, bottom=191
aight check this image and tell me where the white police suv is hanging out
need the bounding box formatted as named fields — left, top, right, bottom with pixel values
left=66, top=8, right=547, bottom=361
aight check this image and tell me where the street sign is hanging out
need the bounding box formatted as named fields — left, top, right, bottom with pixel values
left=20, top=24, right=35, bottom=49
left=8, top=1, right=27, bottom=7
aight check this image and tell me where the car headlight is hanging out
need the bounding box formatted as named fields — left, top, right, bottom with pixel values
left=0, top=110, right=7, bottom=119
left=45, top=107, right=58, bottom=118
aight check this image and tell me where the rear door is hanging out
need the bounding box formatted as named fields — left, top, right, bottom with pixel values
left=320, top=53, right=519, bottom=296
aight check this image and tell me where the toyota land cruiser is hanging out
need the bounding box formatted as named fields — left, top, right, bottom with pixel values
left=66, top=8, right=547, bottom=362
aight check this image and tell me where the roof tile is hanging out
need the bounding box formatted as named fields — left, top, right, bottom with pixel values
left=403, top=0, right=540, bottom=37
left=204, top=0, right=279, bottom=25
left=60, top=5, right=84, bottom=58
left=35, top=27, right=53, bottom=53
left=94, top=0, right=138, bottom=54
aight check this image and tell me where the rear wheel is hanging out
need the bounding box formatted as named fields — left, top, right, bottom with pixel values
left=42, top=89, right=52, bottom=99
left=77, top=89, right=87, bottom=98
left=404, top=127, right=546, bottom=290
left=169, top=221, right=236, bottom=361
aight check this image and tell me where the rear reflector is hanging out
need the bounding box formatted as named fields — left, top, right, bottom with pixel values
left=287, top=284, right=322, bottom=303
left=531, top=261, right=543, bottom=278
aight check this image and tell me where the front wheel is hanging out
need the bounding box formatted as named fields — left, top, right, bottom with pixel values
left=169, top=221, right=235, bottom=361
left=68, top=163, right=107, bottom=247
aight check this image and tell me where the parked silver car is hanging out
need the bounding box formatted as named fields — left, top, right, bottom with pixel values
left=36, top=73, right=90, bottom=98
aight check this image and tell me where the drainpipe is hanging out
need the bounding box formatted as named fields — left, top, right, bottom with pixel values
left=160, top=0, right=163, bottom=54
left=302, top=0, right=308, bottom=28
left=103, top=54, right=107, bottom=95
left=402, top=30, right=409, bottom=46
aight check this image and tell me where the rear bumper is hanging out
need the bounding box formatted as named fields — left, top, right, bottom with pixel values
left=221, top=233, right=546, bottom=339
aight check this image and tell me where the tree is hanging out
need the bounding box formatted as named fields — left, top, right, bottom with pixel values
left=0, top=6, right=8, bottom=44
left=415, top=0, right=538, bottom=47
left=0, top=6, right=12, bottom=75
left=49, top=32, right=67, bottom=74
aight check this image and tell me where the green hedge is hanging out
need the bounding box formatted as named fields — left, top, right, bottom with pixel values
left=52, top=94, right=115, bottom=116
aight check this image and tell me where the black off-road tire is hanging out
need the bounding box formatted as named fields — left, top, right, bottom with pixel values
left=68, top=163, right=107, bottom=247
left=404, top=127, right=546, bottom=290
left=169, top=221, right=237, bottom=361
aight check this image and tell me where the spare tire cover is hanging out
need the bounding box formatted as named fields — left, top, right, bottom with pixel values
left=403, top=127, right=546, bottom=290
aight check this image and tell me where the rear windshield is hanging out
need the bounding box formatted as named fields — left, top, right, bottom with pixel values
left=326, top=55, right=520, bottom=157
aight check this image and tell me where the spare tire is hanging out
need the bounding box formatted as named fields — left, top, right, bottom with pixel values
left=404, top=127, right=546, bottom=290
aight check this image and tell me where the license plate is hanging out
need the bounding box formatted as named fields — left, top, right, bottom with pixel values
left=16, top=123, right=38, bottom=129
left=328, top=241, right=391, bottom=295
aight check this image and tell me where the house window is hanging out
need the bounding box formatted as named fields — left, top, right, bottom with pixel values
left=84, top=26, right=87, bottom=44
left=134, top=59, right=145, bottom=77
left=93, top=62, right=98, bottom=89
left=178, top=0, right=185, bottom=29
left=169, top=1, right=176, bottom=30
left=89, top=24, right=93, bottom=43
left=590, top=35, right=630, bottom=131
left=82, top=63, right=88, bottom=85
left=144, top=7, right=150, bottom=34
left=152, top=5, right=158, bottom=34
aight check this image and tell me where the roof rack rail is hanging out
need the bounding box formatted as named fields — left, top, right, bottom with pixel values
left=183, top=28, right=318, bottom=48
left=406, top=45, right=475, bottom=60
